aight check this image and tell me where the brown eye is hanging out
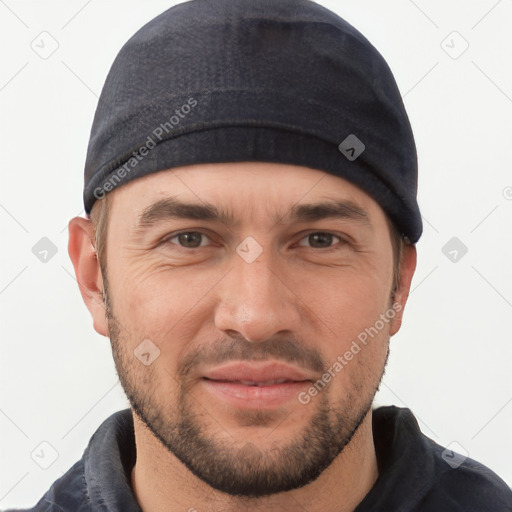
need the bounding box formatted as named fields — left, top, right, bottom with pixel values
left=168, top=232, right=208, bottom=248
left=297, top=232, right=343, bottom=249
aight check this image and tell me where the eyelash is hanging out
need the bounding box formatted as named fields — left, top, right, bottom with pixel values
left=164, top=231, right=347, bottom=250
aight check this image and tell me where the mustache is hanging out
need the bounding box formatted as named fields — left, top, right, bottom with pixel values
left=177, top=335, right=327, bottom=378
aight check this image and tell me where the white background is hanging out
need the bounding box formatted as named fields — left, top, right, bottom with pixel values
left=1, top=0, right=511, bottom=508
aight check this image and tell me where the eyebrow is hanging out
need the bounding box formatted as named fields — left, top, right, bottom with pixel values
left=135, top=196, right=370, bottom=231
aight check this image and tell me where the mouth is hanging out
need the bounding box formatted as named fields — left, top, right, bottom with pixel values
left=202, top=361, right=315, bottom=383
left=205, top=378, right=300, bottom=386
left=200, top=362, right=315, bottom=408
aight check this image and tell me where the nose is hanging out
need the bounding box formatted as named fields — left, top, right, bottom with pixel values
left=213, top=250, right=302, bottom=343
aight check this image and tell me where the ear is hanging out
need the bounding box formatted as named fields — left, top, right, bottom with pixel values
left=67, top=217, right=108, bottom=337
left=389, top=244, right=417, bottom=336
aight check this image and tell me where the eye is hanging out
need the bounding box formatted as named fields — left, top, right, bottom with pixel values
left=297, top=232, right=344, bottom=249
left=166, top=231, right=211, bottom=248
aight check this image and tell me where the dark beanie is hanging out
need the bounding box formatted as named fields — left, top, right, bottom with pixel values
left=84, top=0, right=422, bottom=243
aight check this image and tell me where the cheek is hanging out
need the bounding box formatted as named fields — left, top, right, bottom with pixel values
left=302, top=267, right=392, bottom=370
left=110, top=262, right=224, bottom=347
left=307, top=265, right=391, bottom=324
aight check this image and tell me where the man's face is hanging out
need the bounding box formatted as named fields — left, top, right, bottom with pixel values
left=98, top=162, right=409, bottom=497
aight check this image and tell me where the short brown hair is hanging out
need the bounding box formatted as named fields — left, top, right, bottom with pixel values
left=89, top=194, right=111, bottom=273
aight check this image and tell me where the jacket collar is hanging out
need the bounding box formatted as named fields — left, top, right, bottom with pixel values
left=82, top=406, right=435, bottom=511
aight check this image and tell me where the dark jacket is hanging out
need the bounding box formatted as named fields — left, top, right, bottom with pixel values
left=6, top=406, right=512, bottom=511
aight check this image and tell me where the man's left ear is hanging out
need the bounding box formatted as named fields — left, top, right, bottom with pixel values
left=389, top=244, right=417, bottom=336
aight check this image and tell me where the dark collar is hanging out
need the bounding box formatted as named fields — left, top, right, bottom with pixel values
left=354, top=406, right=436, bottom=511
left=82, top=406, right=435, bottom=511
left=84, top=409, right=140, bottom=511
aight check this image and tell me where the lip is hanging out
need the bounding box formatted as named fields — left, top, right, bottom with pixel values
left=200, top=361, right=315, bottom=409
left=202, top=361, right=316, bottom=383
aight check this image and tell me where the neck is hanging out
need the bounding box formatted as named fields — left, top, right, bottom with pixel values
left=130, top=409, right=378, bottom=512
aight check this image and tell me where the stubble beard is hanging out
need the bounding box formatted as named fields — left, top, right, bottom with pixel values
left=102, top=271, right=388, bottom=498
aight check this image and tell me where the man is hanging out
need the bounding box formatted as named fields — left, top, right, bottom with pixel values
left=9, top=0, right=511, bottom=510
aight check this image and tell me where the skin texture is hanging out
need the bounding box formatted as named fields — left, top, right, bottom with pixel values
left=68, top=162, right=416, bottom=512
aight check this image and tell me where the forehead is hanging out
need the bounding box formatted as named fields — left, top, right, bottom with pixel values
left=107, top=162, right=386, bottom=225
